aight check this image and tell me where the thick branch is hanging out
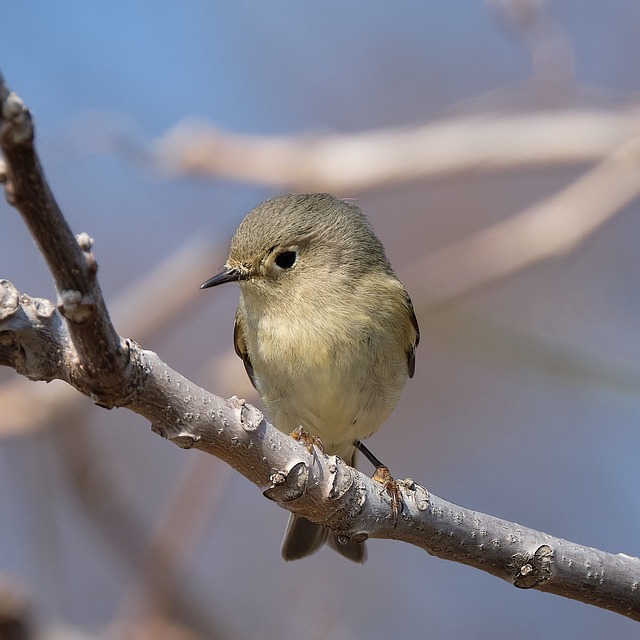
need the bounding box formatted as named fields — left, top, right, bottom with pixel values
left=1, top=281, right=639, bottom=620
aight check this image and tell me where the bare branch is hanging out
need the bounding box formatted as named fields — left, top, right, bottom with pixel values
left=0, top=79, right=128, bottom=397
left=0, top=235, right=224, bottom=437
left=2, top=74, right=640, bottom=622
left=0, top=577, right=33, bottom=640
left=1, top=282, right=640, bottom=618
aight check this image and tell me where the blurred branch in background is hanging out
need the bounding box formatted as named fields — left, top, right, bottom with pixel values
left=153, top=107, right=640, bottom=192
left=0, top=577, right=33, bottom=640
left=49, top=416, right=232, bottom=640
left=487, top=0, right=575, bottom=96
left=407, top=134, right=640, bottom=307
left=109, top=454, right=232, bottom=640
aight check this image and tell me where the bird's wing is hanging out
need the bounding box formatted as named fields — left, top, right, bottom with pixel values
left=233, top=306, right=257, bottom=389
left=404, top=291, right=420, bottom=379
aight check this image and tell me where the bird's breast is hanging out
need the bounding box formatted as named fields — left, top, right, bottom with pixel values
left=240, top=297, right=409, bottom=456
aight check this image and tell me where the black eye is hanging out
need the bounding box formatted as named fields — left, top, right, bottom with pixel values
left=274, top=250, right=297, bottom=269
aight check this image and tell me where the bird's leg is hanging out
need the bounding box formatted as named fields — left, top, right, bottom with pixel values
left=290, top=426, right=324, bottom=454
left=354, top=440, right=403, bottom=522
left=372, top=466, right=403, bottom=522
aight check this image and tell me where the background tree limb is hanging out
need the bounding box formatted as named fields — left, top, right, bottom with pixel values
left=153, top=107, right=640, bottom=191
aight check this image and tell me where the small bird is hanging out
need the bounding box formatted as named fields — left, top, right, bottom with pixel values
left=201, top=193, right=419, bottom=562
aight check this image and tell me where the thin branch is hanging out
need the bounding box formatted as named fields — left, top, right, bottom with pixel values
left=0, top=577, right=33, bottom=640
left=0, top=79, right=128, bottom=395
left=49, top=414, right=229, bottom=638
left=114, top=455, right=232, bottom=629
left=2, top=75, right=640, bottom=621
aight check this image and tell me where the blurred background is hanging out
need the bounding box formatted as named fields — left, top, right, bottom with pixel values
left=2, top=1, right=640, bottom=638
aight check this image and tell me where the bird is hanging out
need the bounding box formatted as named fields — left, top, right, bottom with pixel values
left=201, top=193, right=419, bottom=562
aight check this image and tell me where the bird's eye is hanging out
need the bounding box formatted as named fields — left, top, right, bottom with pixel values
left=274, top=250, right=297, bottom=269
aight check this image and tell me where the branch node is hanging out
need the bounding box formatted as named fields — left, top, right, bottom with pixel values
left=169, top=432, right=202, bottom=449
left=340, top=531, right=368, bottom=545
left=328, top=455, right=356, bottom=500
left=263, top=461, right=308, bottom=503
left=76, top=232, right=98, bottom=274
left=58, top=289, right=96, bottom=323
left=510, top=544, right=554, bottom=589
left=0, top=92, right=33, bottom=145
left=402, top=477, right=430, bottom=511
left=228, top=395, right=265, bottom=432
left=0, top=280, right=19, bottom=320
left=76, top=232, right=94, bottom=251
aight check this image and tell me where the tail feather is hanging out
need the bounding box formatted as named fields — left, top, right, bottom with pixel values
left=280, top=449, right=366, bottom=562
left=328, top=528, right=367, bottom=563
left=281, top=514, right=366, bottom=563
left=281, top=515, right=328, bottom=560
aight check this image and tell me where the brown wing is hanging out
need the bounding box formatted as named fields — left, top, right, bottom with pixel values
left=404, top=291, right=420, bottom=378
left=233, top=306, right=257, bottom=389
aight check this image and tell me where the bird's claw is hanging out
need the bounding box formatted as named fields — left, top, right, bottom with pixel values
left=373, top=465, right=403, bottom=523
left=290, top=426, right=324, bottom=454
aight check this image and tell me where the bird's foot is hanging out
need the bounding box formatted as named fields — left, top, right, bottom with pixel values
left=290, top=426, right=324, bottom=454
left=373, top=465, right=403, bottom=524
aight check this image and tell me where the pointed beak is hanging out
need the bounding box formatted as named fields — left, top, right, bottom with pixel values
left=200, top=266, right=244, bottom=289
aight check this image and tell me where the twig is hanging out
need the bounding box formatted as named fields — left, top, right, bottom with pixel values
left=114, top=455, right=231, bottom=627
left=0, top=577, right=33, bottom=640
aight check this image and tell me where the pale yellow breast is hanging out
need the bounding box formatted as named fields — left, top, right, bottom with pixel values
left=239, top=275, right=413, bottom=459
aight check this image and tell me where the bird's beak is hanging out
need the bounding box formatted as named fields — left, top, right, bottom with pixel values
left=200, top=265, right=244, bottom=289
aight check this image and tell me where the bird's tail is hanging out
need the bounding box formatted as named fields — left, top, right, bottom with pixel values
left=280, top=448, right=366, bottom=563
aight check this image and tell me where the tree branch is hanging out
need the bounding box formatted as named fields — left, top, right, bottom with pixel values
left=0, top=77, right=128, bottom=397
left=2, top=74, right=640, bottom=622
